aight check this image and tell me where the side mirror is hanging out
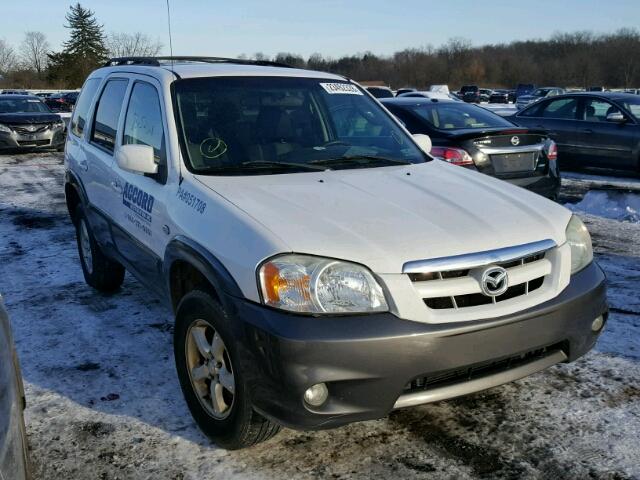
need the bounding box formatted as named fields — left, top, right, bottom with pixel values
left=115, top=144, right=158, bottom=175
left=606, top=111, right=626, bottom=123
left=413, top=133, right=432, bottom=154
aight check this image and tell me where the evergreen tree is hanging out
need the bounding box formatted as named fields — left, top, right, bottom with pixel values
left=48, top=3, right=107, bottom=87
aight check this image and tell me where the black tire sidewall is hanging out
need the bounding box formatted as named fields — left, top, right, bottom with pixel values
left=174, top=291, right=255, bottom=448
left=74, top=204, right=96, bottom=281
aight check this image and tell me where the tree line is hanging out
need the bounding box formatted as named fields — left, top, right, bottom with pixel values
left=0, top=3, right=162, bottom=89
left=0, top=3, right=639, bottom=90
left=271, top=30, right=640, bottom=90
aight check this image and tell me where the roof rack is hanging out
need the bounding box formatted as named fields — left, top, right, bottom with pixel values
left=103, top=56, right=293, bottom=69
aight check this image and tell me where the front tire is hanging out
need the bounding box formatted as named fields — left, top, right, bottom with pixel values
left=74, top=205, right=125, bottom=292
left=174, top=290, right=281, bottom=449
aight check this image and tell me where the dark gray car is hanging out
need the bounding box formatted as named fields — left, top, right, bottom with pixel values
left=0, top=299, right=30, bottom=480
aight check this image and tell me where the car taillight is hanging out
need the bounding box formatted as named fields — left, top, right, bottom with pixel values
left=430, top=146, right=475, bottom=167
left=545, top=140, right=558, bottom=161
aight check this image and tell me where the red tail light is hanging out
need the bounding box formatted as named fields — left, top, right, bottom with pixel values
left=545, top=140, right=558, bottom=161
left=430, top=146, right=475, bottom=167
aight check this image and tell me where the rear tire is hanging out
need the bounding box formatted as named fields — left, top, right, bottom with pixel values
left=74, top=205, right=125, bottom=292
left=174, top=290, right=281, bottom=449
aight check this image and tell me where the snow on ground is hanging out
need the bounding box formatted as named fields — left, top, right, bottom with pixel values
left=568, top=190, right=640, bottom=223
left=1, top=153, right=639, bottom=480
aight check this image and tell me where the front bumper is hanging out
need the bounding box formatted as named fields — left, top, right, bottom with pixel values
left=0, top=127, right=65, bottom=150
left=230, top=261, right=606, bottom=430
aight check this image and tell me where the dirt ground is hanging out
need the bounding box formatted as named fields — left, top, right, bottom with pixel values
left=1, top=152, right=639, bottom=480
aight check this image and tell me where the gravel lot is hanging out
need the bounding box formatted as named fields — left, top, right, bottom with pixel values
left=1, top=152, right=639, bottom=480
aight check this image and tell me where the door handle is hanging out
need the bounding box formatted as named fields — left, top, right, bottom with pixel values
left=78, top=159, right=88, bottom=171
left=111, top=180, right=123, bottom=193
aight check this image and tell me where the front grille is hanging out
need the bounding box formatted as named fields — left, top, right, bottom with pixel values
left=11, top=124, right=50, bottom=135
left=425, top=271, right=545, bottom=309
left=17, top=139, right=50, bottom=146
left=410, top=248, right=552, bottom=312
left=403, top=341, right=566, bottom=393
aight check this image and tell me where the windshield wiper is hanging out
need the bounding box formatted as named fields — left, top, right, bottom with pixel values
left=310, top=155, right=412, bottom=167
left=198, top=160, right=327, bottom=174
left=240, top=160, right=326, bottom=171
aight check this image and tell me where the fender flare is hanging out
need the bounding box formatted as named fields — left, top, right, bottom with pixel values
left=64, top=170, right=89, bottom=219
left=163, top=236, right=244, bottom=313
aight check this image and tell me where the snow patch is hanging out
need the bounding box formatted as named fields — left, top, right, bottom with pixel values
left=568, top=190, right=640, bottom=223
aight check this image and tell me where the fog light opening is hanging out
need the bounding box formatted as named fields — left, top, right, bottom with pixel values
left=304, top=383, right=329, bottom=407
left=591, top=315, right=605, bottom=332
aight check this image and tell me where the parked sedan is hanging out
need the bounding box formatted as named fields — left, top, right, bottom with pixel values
left=479, top=88, right=493, bottom=102
left=516, top=87, right=565, bottom=110
left=398, top=91, right=461, bottom=101
left=44, top=91, right=78, bottom=112
left=460, top=85, right=480, bottom=103
left=0, top=95, right=66, bottom=151
left=395, top=87, right=417, bottom=96
left=511, top=92, right=640, bottom=173
left=365, top=86, right=394, bottom=99
left=0, top=300, right=30, bottom=480
left=0, top=90, right=29, bottom=95
left=382, top=97, right=560, bottom=198
left=489, top=89, right=510, bottom=104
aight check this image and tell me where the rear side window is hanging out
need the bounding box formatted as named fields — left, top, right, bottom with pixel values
left=71, top=78, right=101, bottom=137
left=123, top=82, right=166, bottom=165
left=91, top=79, right=128, bottom=152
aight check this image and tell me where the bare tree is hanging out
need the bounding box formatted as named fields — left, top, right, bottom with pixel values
left=106, top=32, right=163, bottom=58
left=0, top=39, right=17, bottom=75
left=19, top=31, right=50, bottom=75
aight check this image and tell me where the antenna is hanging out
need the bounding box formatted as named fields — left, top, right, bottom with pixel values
left=165, top=0, right=174, bottom=70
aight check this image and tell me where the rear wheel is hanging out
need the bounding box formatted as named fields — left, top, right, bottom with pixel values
left=174, top=290, right=281, bottom=449
left=74, top=205, right=125, bottom=292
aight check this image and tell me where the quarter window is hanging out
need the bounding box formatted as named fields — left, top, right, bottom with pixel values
left=123, top=82, right=166, bottom=165
left=70, top=78, right=101, bottom=137
left=91, top=79, right=128, bottom=153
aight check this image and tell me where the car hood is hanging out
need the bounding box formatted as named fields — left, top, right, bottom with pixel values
left=195, top=161, right=571, bottom=273
left=0, top=112, right=61, bottom=124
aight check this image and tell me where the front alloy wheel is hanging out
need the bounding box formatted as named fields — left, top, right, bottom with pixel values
left=174, top=290, right=281, bottom=449
left=186, top=319, right=235, bottom=419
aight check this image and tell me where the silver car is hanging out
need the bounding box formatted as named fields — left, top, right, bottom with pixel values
left=0, top=299, right=30, bottom=480
left=0, top=95, right=66, bottom=151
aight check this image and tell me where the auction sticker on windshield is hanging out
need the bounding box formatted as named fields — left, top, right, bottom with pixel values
left=320, top=83, right=363, bottom=95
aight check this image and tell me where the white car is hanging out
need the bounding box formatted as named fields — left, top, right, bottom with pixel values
left=429, top=84, right=450, bottom=94
left=397, top=90, right=460, bottom=101
left=64, top=56, right=608, bottom=450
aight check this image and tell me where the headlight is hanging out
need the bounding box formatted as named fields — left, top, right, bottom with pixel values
left=565, top=215, right=593, bottom=274
left=0, top=123, right=11, bottom=133
left=258, top=254, right=388, bottom=314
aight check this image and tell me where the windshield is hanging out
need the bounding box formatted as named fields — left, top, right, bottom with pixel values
left=407, top=103, right=514, bottom=130
left=461, top=86, right=478, bottom=93
left=0, top=97, right=51, bottom=113
left=619, top=97, right=640, bottom=121
left=174, top=77, right=427, bottom=175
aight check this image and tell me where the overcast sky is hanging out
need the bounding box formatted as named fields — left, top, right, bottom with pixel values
left=2, top=0, right=640, bottom=58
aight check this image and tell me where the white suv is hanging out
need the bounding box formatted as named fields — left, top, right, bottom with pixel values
left=64, top=57, right=607, bottom=449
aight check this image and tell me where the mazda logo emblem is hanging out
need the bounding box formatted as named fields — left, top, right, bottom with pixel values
left=480, top=266, right=509, bottom=297
left=510, top=136, right=520, bottom=146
